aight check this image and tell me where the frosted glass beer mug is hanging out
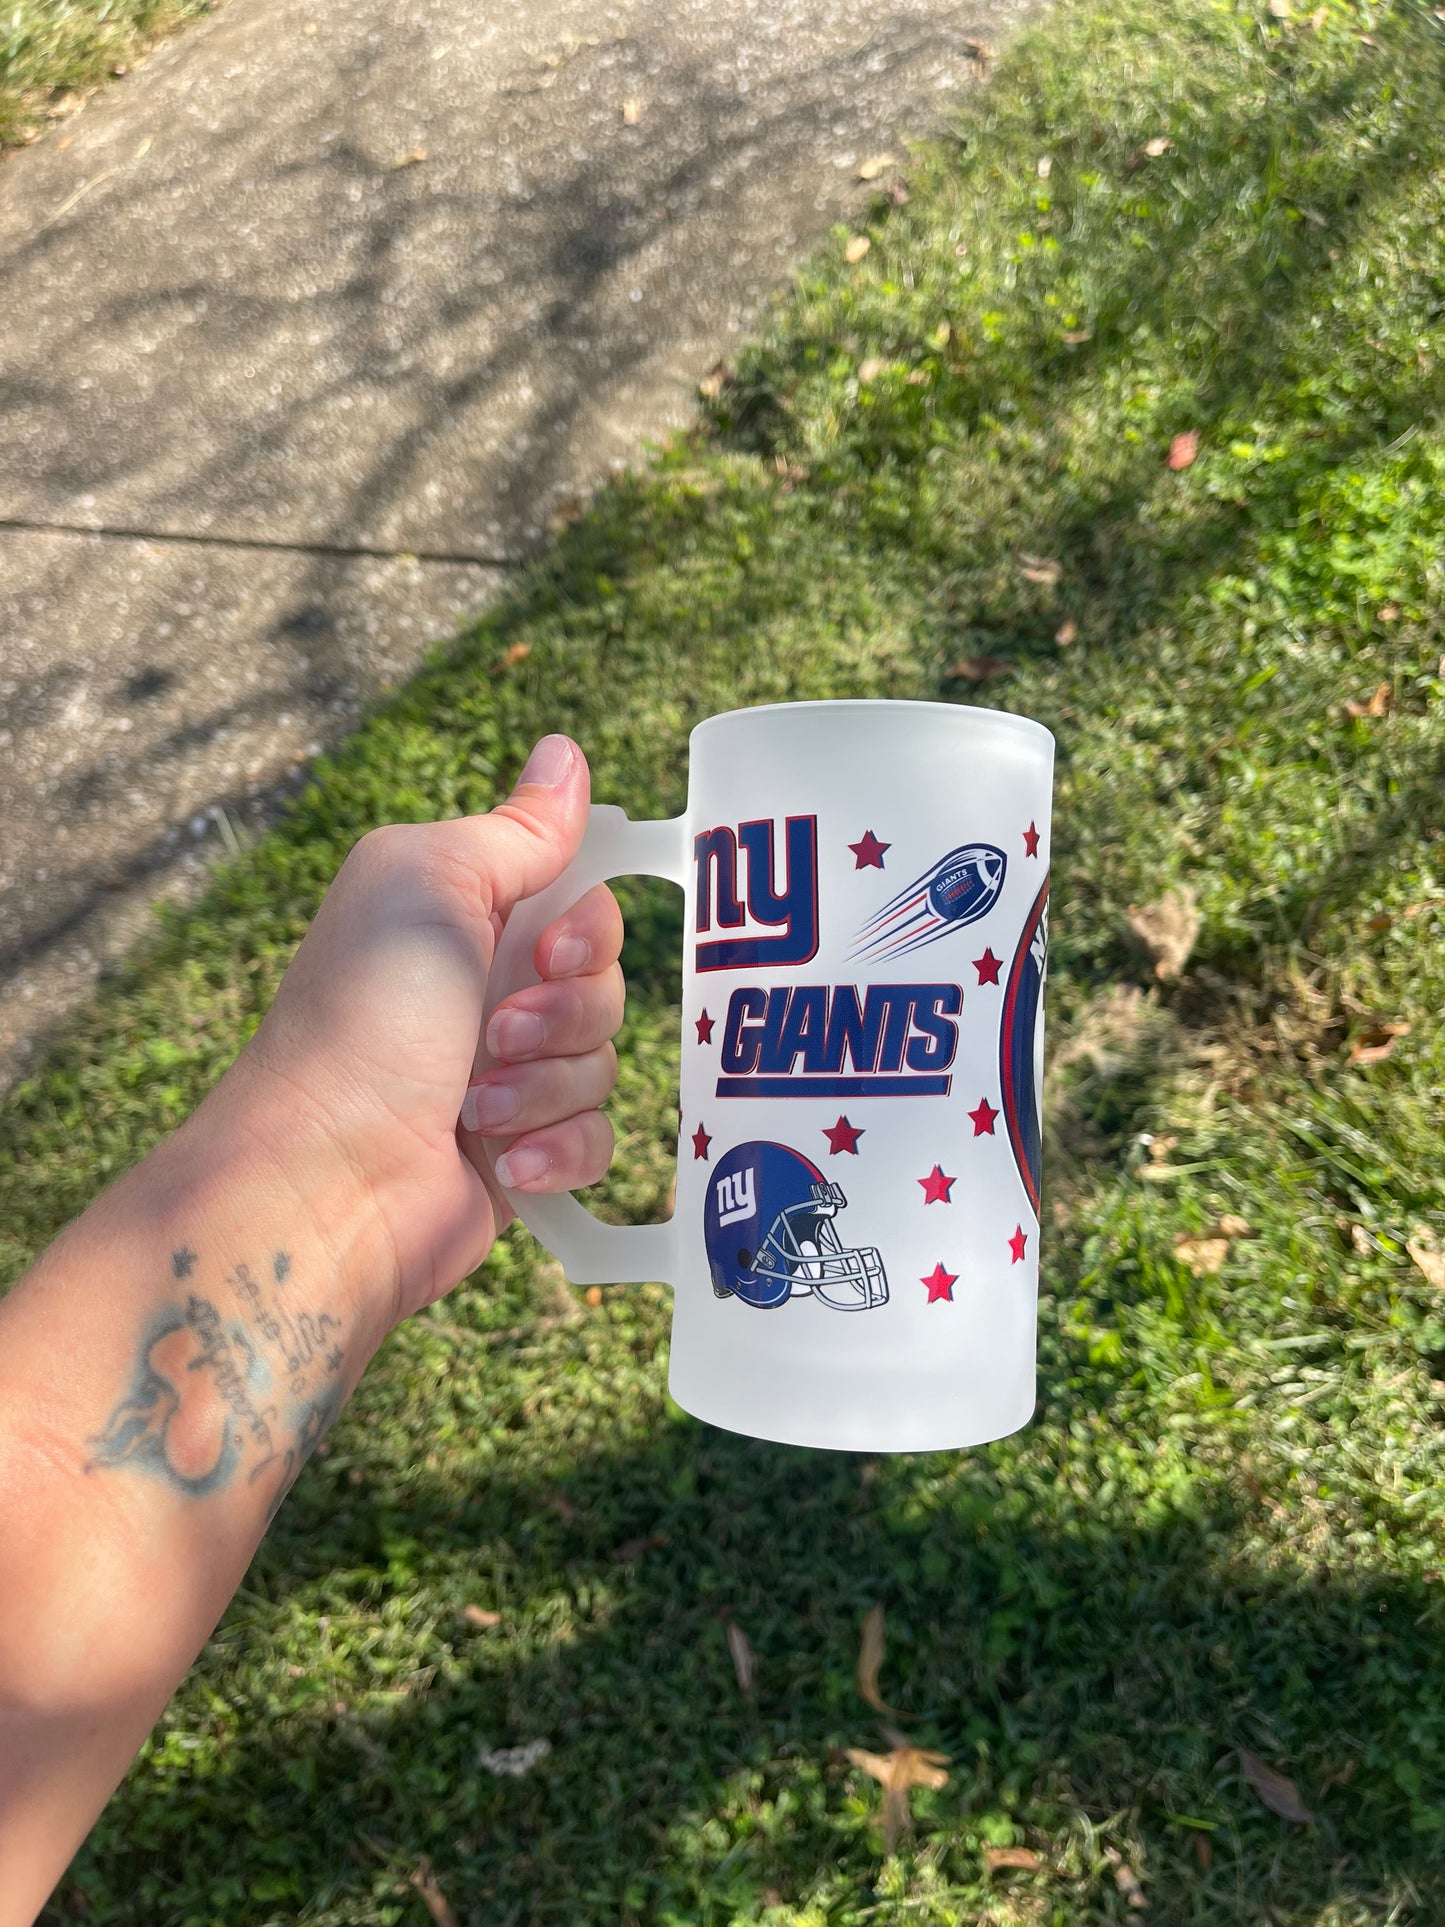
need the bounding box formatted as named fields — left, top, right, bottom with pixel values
left=478, top=700, right=1054, bottom=1452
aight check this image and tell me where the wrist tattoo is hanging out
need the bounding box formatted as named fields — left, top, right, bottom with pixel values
left=85, top=1245, right=345, bottom=1522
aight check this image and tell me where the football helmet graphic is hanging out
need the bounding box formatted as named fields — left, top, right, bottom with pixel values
left=704, top=1141, right=889, bottom=1311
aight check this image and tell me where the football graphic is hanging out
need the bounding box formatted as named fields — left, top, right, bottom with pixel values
left=852, top=843, right=1007, bottom=963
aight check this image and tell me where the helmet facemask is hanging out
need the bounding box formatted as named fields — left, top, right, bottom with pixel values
left=755, top=1181, right=889, bottom=1310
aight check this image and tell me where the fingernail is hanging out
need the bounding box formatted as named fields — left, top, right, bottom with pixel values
left=488, top=1008, right=546, bottom=1058
left=548, top=934, right=590, bottom=977
left=517, top=734, right=574, bottom=789
left=495, top=1144, right=549, bottom=1189
left=462, top=1081, right=519, bottom=1131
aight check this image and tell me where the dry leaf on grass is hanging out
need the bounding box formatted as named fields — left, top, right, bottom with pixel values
left=983, top=1845, right=1041, bottom=1871
left=846, top=1743, right=949, bottom=1853
left=1406, top=1232, right=1445, bottom=1289
left=622, top=97, right=643, bottom=124
left=1017, top=551, right=1063, bottom=586
left=1126, top=887, right=1200, bottom=980
left=1168, top=430, right=1199, bottom=470
left=1107, top=1849, right=1147, bottom=1908
left=1347, top=1021, right=1410, bottom=1065
left=845, top=234, right=872, bottom=263
left=498, top=640, right=531, bottom=668
left=1174, top=1235, right=1231, bottom=1275
left=585, top=1285, right=603, bottom=1307
left=856, top=1603, right=898, bottom=1715
left=946, top=656, right=1013, bottom=682
left=1269, top=0, right=1292, bottom=16
left=613, top=1532, right=667, bottom=1560
left=409, top=1864, right=460, bottom=1927
left=698, top=360, right=732, bottom=399
left=1237, top=1748, right=1315, bottom=1824
left=462, top=1605, right=502, bottom=1629
left=857, top=152, right=898, bottom=180
left=1377, top=602, right=1400, bottom=621
left=857, top=356, right=888, bottom=382
left=1055, top=618, right=1078, bottom=645
left=726, top=1621, right=757, bottom=1700
left=1343, top=682, right=1391, bottom=720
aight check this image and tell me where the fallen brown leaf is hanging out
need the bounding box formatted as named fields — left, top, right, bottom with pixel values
left=585, top=1284, right=603, bottom=1307
left=462, top=1605, right=502, bottom=1629
left=1217, top=1214, right=1255, bottom=1239
left=1347, top=1021, right=1410, bottom=1065
left=983, top=1845, right=1041, bottom=1871
left=1406, top=1232, right=1445, bottom=1290
left=614, top=1532, right=667, bottom=1560
left=698, top=359, right=732, bottom=399
left=1108, top=1850, right=1147, bottom=1909
left=1237, top=1748, right=1315, bottom=1824
left=857, top=152, right=898, bottom=181
left=1126, top=887, right=1200, bottom=980
left=1138, top=1162, right=1177, bottom=1183
left=1017, top=551, right=1063, bottom=586
left=846, top=1743, right=949, bottom=1853
left=856, top=1603, right=897, bottom=1715
left=726, top=1620, right=757, bottom=1700
left=1343, top=682, right=1391, bottom=720
left=857, top=356, right=888, bottom=382
left=500, top=640, right=532, bottom=667
left=845, top=234, right=871, bottom=264
left=622, top=97, right=643, bottom=124
left=1377, top=602, right=1400, bottom=621
left=946, top=656, right=1013, bottom=683
left=1365, top=911, right=1392, bottom=932
left=1055, top=618, right=1078, bottom=646
left=1174, top=1235, right=1231, bottom=1276
left=409, top=1863, right=460, bottom=1927
left=1193, top=1834, right=1214, bottom=1870
left=1168, top=429, right=1199, bottom=470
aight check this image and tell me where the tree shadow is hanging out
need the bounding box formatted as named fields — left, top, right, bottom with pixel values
left=54, top=1402, right=1443, bottom=1923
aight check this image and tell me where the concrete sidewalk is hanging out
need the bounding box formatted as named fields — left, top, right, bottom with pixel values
left=0, top=0, right=1037, bottom=1081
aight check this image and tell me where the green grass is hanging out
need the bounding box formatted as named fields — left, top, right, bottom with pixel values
left=0, top=0, right=213, bottom=152
left=6, top=0, right=1445, bottom=1919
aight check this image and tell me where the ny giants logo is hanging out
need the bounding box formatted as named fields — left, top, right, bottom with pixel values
left=693, top=816, right=819, bottom=971
left=714, top=1167, right=757, bottom=1226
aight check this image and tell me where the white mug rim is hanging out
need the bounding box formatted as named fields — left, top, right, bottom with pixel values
left=689, top=696, right=1055, bottom=753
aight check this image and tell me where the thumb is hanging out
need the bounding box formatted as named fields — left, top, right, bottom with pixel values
left=464, top=734, right=592, bottom=926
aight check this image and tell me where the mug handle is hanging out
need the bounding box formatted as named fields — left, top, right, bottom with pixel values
left=474, top=803, right=688, bottom=1286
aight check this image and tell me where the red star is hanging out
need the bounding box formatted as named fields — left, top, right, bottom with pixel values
left=1008, top=1224, right=1028, bottom=1264
left=848, top=829, right=891, bottom=870
left=695, top=1009, right=715, bottom=1044
left=691, top=1123, right=712, bottom=1161
left=823, top=1115, right=864, bottom=1155
left=921, top=1262, right=958, bottom=1304
left=973, top=947, right=1002, bottom=986
left=968, top=1096, right=999, bottom=1136
left=1023, top=820, right=1041, bottom=858
left=918, top=1164, right=955, bottom=1204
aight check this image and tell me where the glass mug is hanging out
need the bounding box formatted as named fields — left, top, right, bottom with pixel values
left=477, top=700, right=1054, bottom=1452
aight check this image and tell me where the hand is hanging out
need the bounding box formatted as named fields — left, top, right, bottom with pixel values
left=216, top=735, right=623, bottom=1329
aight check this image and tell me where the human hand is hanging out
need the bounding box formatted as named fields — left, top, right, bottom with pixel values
left=214, top=734, right=622, bottom=1330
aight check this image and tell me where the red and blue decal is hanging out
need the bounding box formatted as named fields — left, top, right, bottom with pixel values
left=999, top=877, right=1049, bottom=1220
left=851, top=844, right=1007, bottom=964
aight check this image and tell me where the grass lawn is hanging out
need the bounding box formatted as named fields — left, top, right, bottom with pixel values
left=0, top=0, right=213, bottom=153
left=5, top=0, right=1445, bottom=1920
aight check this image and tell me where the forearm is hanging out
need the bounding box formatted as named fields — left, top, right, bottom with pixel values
left=0, top=1068, right=397, bottom=1922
